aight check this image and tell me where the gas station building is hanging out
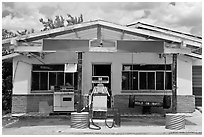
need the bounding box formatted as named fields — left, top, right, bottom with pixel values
left=2, top=20, right=202, bottom=115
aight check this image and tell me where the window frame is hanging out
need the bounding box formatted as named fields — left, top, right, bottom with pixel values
left=122, top=64, right=172, bottom=91
left=31, top=65, right=77, bottom=92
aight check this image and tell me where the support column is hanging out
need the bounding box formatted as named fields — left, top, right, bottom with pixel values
left=172, top=54, right=177, bottom=113
left=77, top=52, right=83, bottom=113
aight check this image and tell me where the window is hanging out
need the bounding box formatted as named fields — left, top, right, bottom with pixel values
left=156, top=72, right=164, bottom=90
left=122, top=64, right=172, bottom=90
left=31, top=64, right=78, bottom=91
left=139, top=72, right=155, bottom=90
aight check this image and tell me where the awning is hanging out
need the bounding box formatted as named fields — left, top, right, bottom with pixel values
left=64, top=63, right=77, bottom=73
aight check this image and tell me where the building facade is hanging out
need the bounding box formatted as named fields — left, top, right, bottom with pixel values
left=3, top=20, right=202, bottom=114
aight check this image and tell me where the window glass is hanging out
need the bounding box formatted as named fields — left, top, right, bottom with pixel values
left=33, top=64, right=64, bottom=71
left=49, top=72, right=56, bottom=90
left=32, top=64, right=77, bottom=91
left=32, top=72, right=39, bottom=90
left=65, top=73, right=73, bottom=87
left=132, top=72, right=138, bottom=90
left=165, top=72, right=172, bottom=90
left=140, top=72, right=147, bottom=89
left=122, top=72, right=131, bottom=90
left=156, top=72, right=164, bottom=90
left=40, top=72, right=48, bottom=90
left=123, top=65, right=132, bottom=71
left=74, top=73, right=78, bottom=90
left=148, top=72, right=155, bottom=89
left=57, top=72, right=64, bottom=86
left=122, top=64, right=172, bottom=91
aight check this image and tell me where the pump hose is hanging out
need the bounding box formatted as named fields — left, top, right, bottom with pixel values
left=79, top=106, right=101, bottom=130
left=105, top=117, right=115, bottom=128
left=88, top=117, right=101, bottom=130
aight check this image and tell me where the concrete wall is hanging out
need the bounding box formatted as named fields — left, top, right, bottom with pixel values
left=113, top=94, right=195, bottom=114
left=13, top=61, right=32, bottom=94
left=12, top=94, right=53, bottom=113
left=82, top=52, right=172, bottom=95
left=12, top=51, right=195, bottom=113
left=177, top=55, right=192, bottom=95
left=192, top=58, right=202, bottom=66
left=13, top=52, right=77, bottom=94
left=13, top=52, right=193, bottom=96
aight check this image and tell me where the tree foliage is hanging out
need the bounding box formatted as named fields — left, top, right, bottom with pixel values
left=39, top=14, right=83, bottom=31
left=2, top=28, right=35, bottom=40
left=2, top=13, right=84, bottom=114
left=2, top=62, right=12, bottom=113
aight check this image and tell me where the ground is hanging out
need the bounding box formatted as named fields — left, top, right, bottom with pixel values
left=2, top=109, right=202, bottom=135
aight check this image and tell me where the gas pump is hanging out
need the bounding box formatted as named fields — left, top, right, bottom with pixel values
left=88, top=76, right=115, bottom=129
left=91, top=76, right=110, bottom=118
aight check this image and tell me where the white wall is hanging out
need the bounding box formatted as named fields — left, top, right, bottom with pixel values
left=192, top=58, right=202, bottom=66
left=13, top=52, right=193, bottom=96
left=12, top=52, right=78, bottom=94
left=177, top=55, right=192, bottom=95
left=13, top=59, right=32, bottom=94
left=82, top=52, right=172, bottom=95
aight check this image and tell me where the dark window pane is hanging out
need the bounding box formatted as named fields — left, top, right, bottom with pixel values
left=32, top=72, right=39, bottom=90
left=140, top=72, right=146, bottom=89
left=133, top=65, right=171, bottom=70
left=40, top=72, right=48, bottom=90
left=74, top=73, right=78, bottom=90
left=33, top=64, right=64, bottom=71
left=57, top=72, right=64, bottom=86
left=122, top=72, right=131, bottom=90
left=165, top=72, right=172, bottom=90
left=123, top=65, right=132, bottom=71
left=132, top=72, right=138, bottom=90
left=65, top=73, right=73, bottom=87
left=156, top=72, right=164, bottom=90
left=148, top=72, right=155, bottom=89
left=49, top=72, right=56, bottom=90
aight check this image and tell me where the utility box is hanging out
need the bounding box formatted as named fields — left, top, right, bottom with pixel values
left=53, top=86, right=75, bottom=112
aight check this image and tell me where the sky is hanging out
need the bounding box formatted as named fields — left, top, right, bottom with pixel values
left=2, top=1, right=202, bottom=36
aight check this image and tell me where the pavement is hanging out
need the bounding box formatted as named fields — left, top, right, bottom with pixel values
left=2, top=109, right=202, bottom=135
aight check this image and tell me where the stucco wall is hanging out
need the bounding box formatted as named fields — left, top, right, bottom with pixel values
left=13, top=52, right=77, bottom=94
left=82, top=52, right=173, bottom=95
left=177, top=55, right=192, bottom=95
left=13, top=52, right=193, bottom=96
left=13, top=60, right=32, bottom=94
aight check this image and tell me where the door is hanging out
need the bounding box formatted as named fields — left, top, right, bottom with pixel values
left=92, top=64, right=112, bottom=108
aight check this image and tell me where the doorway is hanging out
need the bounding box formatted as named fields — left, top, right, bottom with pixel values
left=92, top=64, right=112, bottom=108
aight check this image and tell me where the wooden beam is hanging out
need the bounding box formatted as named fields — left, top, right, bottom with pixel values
left=120, top=30, right=125, bottom=40
left=172, top=54, right=177, bottom=113
left=72, top=29, right=80, bottom=39
left=2, top=22, right=98, bottom=44
left=77, top=52, right=83, bottom=113
left=14, top=46, right=42, bottom=52
left=98, top=20, right=202, bottom=48
left=135, top=23, right=201, bottom=43
left=2, top=53, right=20, bottom=61
left=14, top=41, right=42, bottom=52
left=3, top=20, right=201, bottom=48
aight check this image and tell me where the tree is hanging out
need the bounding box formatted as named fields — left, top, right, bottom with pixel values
left=2, top=62, right=12, bottom=113
left=2, top=28, right=34, bottom=114
left=2, top=29, right=17, bottom=40
left=40, top=14, right=84, bottom=31
left=66, top=14, right=83, bottom=26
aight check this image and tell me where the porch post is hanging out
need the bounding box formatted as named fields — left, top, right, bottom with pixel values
left=77, top=52, right=83, bottom=113
left=172, top=54, right=177, bottom=113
